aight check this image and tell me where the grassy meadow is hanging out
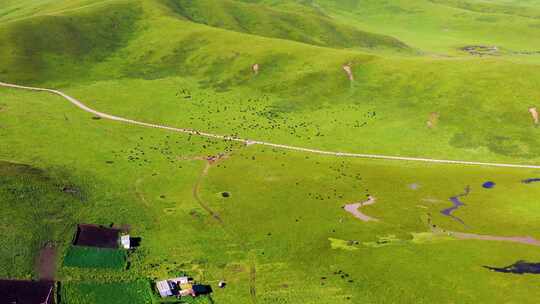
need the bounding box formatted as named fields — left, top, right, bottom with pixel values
left=1, top=0, right=540, bottom=303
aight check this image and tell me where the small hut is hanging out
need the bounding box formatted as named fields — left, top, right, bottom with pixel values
left=120, top=235, right=131, bottom=249
left=156, top=276, right=194, bottom=298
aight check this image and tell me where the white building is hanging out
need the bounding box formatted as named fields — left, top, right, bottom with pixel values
left=156, top=277, right=191, bottom=298
left=120, top=235, right=130, bottom=249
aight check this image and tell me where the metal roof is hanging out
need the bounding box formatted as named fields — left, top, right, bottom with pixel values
left=156, top=280, right=173, bottom=297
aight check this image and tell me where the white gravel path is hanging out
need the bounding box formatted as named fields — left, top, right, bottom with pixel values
left=3, top=81, right=540, bottom=169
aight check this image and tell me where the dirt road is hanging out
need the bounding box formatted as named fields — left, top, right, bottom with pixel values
left=2, top=81, right=540, bottom=169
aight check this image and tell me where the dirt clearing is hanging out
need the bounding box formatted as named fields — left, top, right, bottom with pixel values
left=36, top=243, right=57, bottom=281
left=427, top=112, right=439, bottom=128
left=529, top=107, right=538, bottom=125
left=342, top=63, right=354, bottom=81
left=344, top=196, right=378, bottom=222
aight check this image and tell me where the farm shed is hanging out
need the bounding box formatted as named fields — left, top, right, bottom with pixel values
left=156, top=280, right=174, bottom=297
left=73, top=224, right=121, bottom=248
left=120, top=235, right=131, bottom=249
left=156, top=277, right=194, bottom=298
left=0, top=280, right=54, bottom=304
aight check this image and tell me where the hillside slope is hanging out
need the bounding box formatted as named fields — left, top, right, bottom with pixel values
left=163, top=0, right=411, bottom=51
left=0, top=0, right=540, bottom=162
left=312, top=0, right=540, bottom=53
left=0, top=0, right=540, bottom=163
left=0, top=0, right=142, bottom=84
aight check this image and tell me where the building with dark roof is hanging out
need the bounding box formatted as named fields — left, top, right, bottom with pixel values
left=73, top=224, right=121, bottom=248
left=0, top=280, right=54, bottom=304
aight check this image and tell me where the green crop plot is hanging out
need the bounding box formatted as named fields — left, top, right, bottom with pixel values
left=63, top=246, right=127, bottom=269
left=60, top=280, right=153, bottom=304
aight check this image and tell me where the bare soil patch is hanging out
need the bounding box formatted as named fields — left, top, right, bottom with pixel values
left=409, top=183, right=420, bottom=190
left=427, top=213, right=540, bottom=247
left=427, top=112, right=439, bottom=128
left=529, top=107, right=539, bottom=125
left=206, top=153, right=228, bottom=165
left=453, top=232, right=540, bottom=246
left=343, top=196, right=378, bottom=222
left=342, top=63, right=354, bottom=81
left=37, top=243, right=57, bottom=281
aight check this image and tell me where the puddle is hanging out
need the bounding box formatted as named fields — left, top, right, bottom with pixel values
left=484, top=261, right=540, bottom=274
left=482, top=181, right=495, bottom=189
left=522, top=178, right=540, bottom=184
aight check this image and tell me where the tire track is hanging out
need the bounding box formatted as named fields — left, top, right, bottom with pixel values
left=191, top=155, right=257, bottom=303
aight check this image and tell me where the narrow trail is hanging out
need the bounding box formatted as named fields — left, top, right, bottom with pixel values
left=3, top=81, right=540, bottom=169
left=193, top=161, right=225, bottom=225
left=191, top=154, right=257, bottom=304
left=36, top=243, right=57, bottom=281
left=134, top=177, right=150, bottom=207
left=425, top=213, right=540, bottom=247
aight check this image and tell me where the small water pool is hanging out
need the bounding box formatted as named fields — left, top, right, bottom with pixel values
left=482, top=181, right=495, bottom=189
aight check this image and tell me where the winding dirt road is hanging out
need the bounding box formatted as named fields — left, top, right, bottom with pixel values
left=3, top=81, right=540, bottom=169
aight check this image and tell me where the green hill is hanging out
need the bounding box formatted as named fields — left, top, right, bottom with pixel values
left=164, top=0, right=411, bottom=50
left=311, top=0, right=540, bottom=53
left=1, top=0, right=540, bottom=160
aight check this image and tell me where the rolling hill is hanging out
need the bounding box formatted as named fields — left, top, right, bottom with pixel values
left=1, top=1, right=540, bottom=303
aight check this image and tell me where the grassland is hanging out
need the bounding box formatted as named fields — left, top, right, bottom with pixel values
left=1, top=0, right=540, bottom=303
left=0, top=161, right=82, bottom=279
